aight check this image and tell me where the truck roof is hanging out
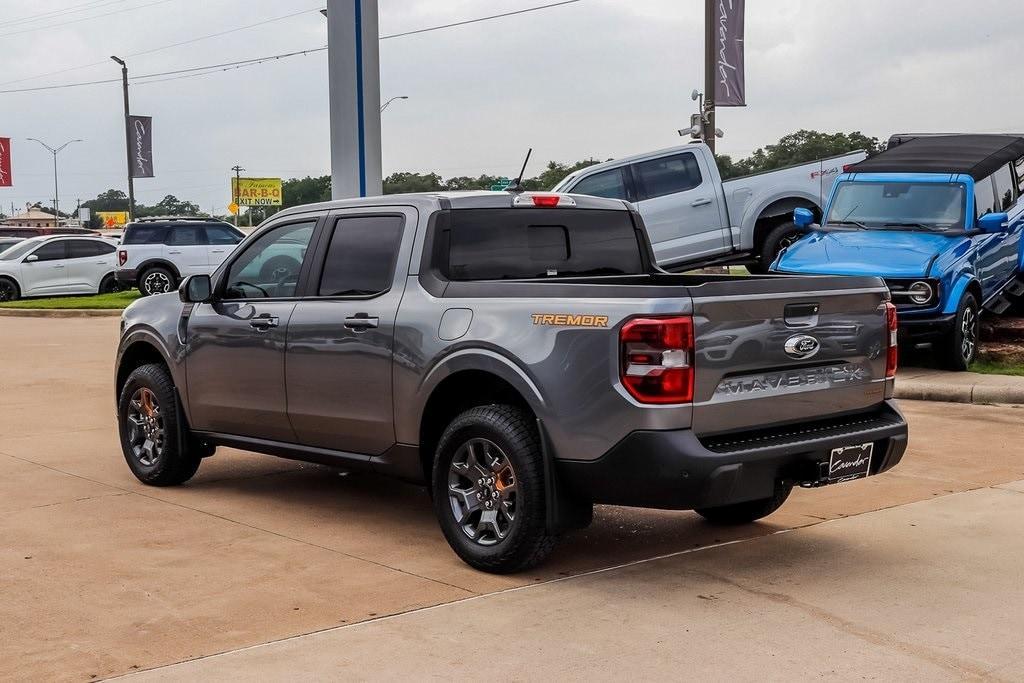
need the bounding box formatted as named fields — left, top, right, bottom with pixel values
left=271, top=190, right=631, bottom=221
left=851, top=134, right=1024, bottom=180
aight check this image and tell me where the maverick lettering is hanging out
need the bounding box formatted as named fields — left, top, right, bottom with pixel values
left=715, top=364, right=869, bottom=396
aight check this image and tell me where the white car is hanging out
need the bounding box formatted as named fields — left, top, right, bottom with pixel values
left=0, top=235, right=121, bottom=301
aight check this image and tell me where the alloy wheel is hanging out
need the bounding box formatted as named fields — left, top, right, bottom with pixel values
left=447, top=438, right=518, bottom=546
left=126, top=387, right=165, bottom=467
left=143, top=271, right=172, bottom=295
left=961, top=306, right=977, bottom=362
left=0, top=280, right=15, bottom=301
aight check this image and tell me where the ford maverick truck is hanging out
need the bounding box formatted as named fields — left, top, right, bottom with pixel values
left=773, top=134, right=1024, bottom=370
left=115, top=190, right=908, bottom=573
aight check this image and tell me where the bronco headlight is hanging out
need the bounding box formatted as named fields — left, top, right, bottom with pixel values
left=908, top=281, right=934, bottom=304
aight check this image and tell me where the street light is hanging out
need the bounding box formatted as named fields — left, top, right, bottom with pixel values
left=380, top=95, right=408, bottom=113
left=26, top=138, right=82, bottom=224
left=110, top=55, right=136, bottom=219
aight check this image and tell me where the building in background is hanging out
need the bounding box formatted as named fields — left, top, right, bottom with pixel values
left=1, top=203, right=59, bottom=227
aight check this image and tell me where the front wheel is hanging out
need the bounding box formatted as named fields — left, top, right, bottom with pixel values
left=117, top=363, right=202, bottom=486
left=938, top=292, right=979, bottom=371
left=432, top=405, right=558, bottom=573
left=695, top=482, right=793, bottom=525
left=0, top=277, right=20, bottom=302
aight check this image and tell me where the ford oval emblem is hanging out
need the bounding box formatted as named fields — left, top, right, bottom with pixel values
left=784, top=334, right=821, bottom=360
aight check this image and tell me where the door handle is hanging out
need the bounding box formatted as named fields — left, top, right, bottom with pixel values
left=344, top=315, right=379, bottom=331
left=168, top=250, right=182, bottom=254
left=690, top=198, right=713, bottom=207
left=249, top=315, right=280, bottom=331
left=210, top=249, right=225, bottom=254
left=53, top=264, right=65, bottom=269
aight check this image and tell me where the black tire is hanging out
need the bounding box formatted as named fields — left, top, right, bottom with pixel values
left=117, top=363, right=202, bottom=486
left=937, top=292, right=979, bottom=371
left=98, top=273, right=122, bottom=295
left=0, top=276, right=20, bottom=302
left=695, top=481, right=793, bottom=525
left=259, top=255, right=301, bottom=282
left=751, top=221, right=803, bottom=274
left=432, top=405, right=557, bottom=573
left=138, top=267, right=176, bottom=296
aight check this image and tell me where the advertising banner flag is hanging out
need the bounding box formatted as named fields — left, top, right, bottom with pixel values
left=713, top=0, right=746, bottom=107
left=232, top=177, right=283, bottom=206
left=128, top=115, right=154, bottom=178
left=0, top=137, right=12, bottom=187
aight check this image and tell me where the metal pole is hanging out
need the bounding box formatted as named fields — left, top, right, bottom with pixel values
left=703, top=0, right=716, bottom=154
left=52, top=150, right=60, bottom=223
left=111, top=56, right=135, bottom=219
left=231, top=165, right=244, bottom=227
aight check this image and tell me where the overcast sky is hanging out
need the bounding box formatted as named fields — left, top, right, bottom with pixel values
left=0, top=0, right=1021, bottom=215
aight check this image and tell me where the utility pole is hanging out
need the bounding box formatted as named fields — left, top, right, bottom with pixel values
left=231, top=164, right=244, bottom=227
left=110, top=55, right=135, bottom=219
left=27, top=138, right=82, bottom=225
left=703, top=0, right=716, bottom=154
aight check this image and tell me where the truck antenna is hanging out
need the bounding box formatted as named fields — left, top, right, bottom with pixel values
left=504, top=148, right=533, bottom=193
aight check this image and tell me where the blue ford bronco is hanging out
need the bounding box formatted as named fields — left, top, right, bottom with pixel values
left=773, top=134, right=1024, bottom=370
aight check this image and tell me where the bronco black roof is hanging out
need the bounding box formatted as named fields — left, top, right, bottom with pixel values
left=850, top=134, right=1024, bottom=180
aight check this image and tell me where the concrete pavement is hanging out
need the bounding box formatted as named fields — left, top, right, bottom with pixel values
left=2, top=317, right=1023, bottom=681
left=896, top=366, right=1024, bottom=404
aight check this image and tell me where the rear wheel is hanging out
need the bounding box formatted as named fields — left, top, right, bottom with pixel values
left=98, top=273, right=122, bottom=295
left=752, top=221, right=802, bottom=273
left=0, top=277, right=19, bottom=302
left=139, top=267, right=175, bottom=296
left=432, top=405, right=557, bottom=573
left=938, top=292, right=979, bottom=371
left=117, top=363, right=202, bottom=486
left=695, top=482, right=793, bottom=525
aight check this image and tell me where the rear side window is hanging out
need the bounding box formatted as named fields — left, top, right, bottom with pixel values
left=444, top=208, right=643, bottom=280
left=318, top=215, right=405, bottom=296
left=205, top=224, right=242, bottom=245
left=67, top=239, right=115, bottom=258
left=570, top=169, right=628, bottom=200
left=993, top=163, right=1016, bottom=211
left=166, top=226, right=203, bottom=245
left=122, top=225, right=167, bottom=244
left=634, top=153, right=703, bottom=200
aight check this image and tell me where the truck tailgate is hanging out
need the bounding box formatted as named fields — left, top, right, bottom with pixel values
left=686, top=274, right=891, bottom=435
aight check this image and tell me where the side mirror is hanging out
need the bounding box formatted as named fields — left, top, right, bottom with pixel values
left=793, top=207, right=816, bottom=229
left=179, top=274, right=212, bottom=303
left=24, top=254, right=39, bottom=263
left=977, top=212, right=1009, bottom=233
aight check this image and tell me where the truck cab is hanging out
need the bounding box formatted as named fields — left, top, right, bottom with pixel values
left=773, top=134, right=1024, bottom=370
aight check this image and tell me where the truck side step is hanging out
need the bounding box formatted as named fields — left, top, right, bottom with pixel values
left=983, top=276, right=1024, bottom=314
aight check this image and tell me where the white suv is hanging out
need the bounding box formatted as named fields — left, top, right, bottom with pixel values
left=0, top=235, right=121, bottom=301
left=116, top=218, right=245, bottom=296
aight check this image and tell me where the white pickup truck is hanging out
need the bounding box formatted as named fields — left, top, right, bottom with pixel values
left=551, top=143, right=867, bottom=272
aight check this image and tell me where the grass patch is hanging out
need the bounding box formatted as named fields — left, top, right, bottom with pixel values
left=0, top=290, right=141, bottom=310
left=970, top=359, right=1024, bottom=377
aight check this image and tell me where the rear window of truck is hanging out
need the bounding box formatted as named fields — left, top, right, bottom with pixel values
left=443, top=208, right=644, bottom=280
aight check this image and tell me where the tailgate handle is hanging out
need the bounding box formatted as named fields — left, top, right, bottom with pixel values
left=784, top=303, right=819, bottom=328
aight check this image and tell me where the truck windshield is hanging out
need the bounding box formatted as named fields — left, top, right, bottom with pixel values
left=444, top=208, right=644, bottom=280
left=825, top=181, right=966, bottom=231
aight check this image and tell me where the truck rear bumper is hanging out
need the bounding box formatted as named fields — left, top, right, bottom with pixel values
left=557, top=400, right=907, bottom=510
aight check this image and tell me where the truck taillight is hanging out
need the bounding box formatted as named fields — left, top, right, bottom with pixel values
left=620, top=316, right=694, bottom=404
left=118, top=249, right=127, bottom=266
left=885, top=302, right=898, bottom=379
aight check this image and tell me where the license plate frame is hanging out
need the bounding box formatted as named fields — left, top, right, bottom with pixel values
left=827, top=442, right=873, bottom=483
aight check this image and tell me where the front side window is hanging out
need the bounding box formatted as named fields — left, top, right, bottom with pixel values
left=570, top=169, right=628, bottom=200
left=826, top=181, right=966, bottom=231
left=992, top=164, right=1016, bottom=211
left=205, top=224, right=242, bottom=245
left=223, top=221, right=316, bottom=299
left=319, top=215, right=404, bottom=296
left=634, top=153, right=702, bottom=200
left=30, top=241, right=67, bottom=262
left=974, top=177, right=997, bottom=218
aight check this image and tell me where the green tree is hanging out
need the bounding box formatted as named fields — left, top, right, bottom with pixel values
left=143, top=194, right=201, bottom=217
left=383, top=172, right=443, bottom=194
left=524, top=159, right=605, bottom=191
left=281, top=175, right=331, bottom=208
left=726, top=130, right=883, bottom=179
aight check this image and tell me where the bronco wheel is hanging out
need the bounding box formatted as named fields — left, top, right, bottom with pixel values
left=117, top=363, right=202, bottom=486
left=432, top=405, right=557, bottom=573
left=695, top=481, right=793, bottom=525
left=139, top=267, right=175, bottom=296
left=0, top=277, right=19, bottom=302
left=938, top=292, right=979, bottom=371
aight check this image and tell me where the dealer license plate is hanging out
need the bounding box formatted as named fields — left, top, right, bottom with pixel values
left=827, top=443, right=873, bottom=483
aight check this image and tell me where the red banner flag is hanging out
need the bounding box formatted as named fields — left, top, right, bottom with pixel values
left=0, top=137, right=11, bottom=187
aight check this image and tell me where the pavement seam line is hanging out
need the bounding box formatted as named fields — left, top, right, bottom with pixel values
left=0, top=448, right=476, bottom=597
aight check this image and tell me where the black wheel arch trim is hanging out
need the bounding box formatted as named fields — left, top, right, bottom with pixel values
left=136, top=259, right=182, bottom=282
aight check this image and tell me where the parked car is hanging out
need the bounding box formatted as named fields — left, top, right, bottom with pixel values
left=115, top=190, right=907, bottom=572
left=0, top=236, right=24, bottom=254
left=115, top=217, right=246, bottom=296
left=772, top=134, right=1024, bottom=370
left=551, top=142, right=867, bottom=271
left=0, top=226, right=98, bottom=238
left=0, top=235, right=121, bottom=301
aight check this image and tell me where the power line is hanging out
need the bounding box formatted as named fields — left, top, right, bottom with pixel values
left=379, top=0, right=582, bottom=40
left=0, top=0, right=177, bottom=38
left=0, top=1, right=586, bottom=94
left=0, top=0, right=131, bottom=28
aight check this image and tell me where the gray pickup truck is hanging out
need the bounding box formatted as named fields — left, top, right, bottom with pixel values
left=115, top=190, right=908, bottom=573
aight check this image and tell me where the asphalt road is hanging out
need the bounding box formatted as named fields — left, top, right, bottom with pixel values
left=1, top=317, right=1023, bottom=681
